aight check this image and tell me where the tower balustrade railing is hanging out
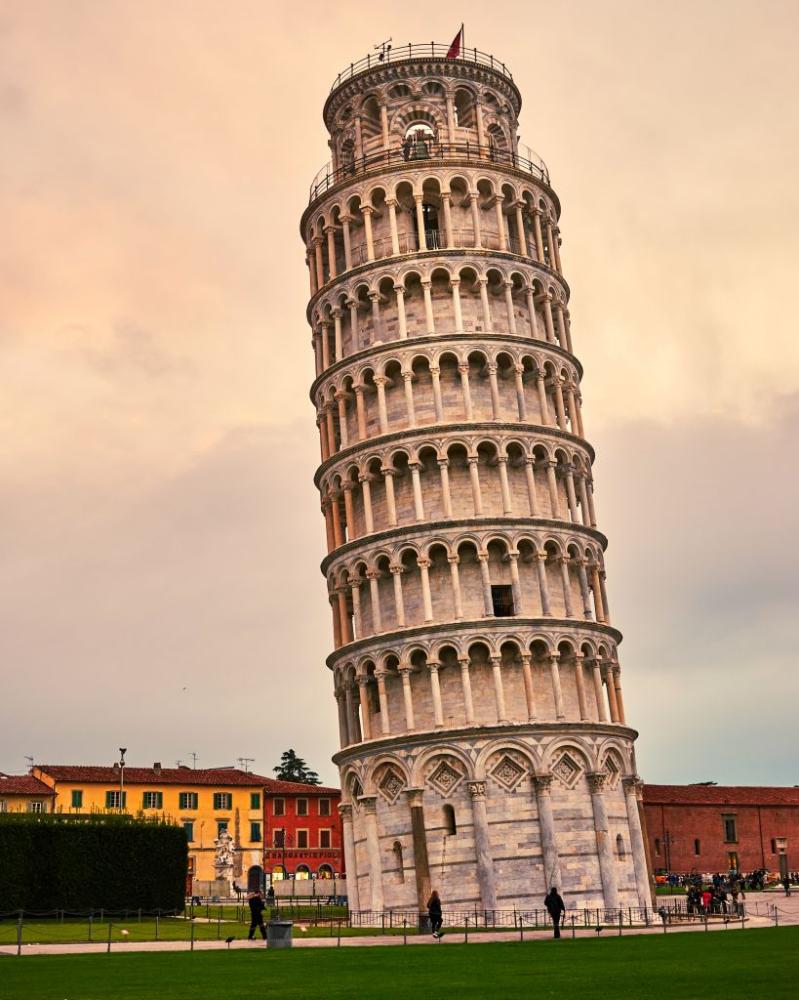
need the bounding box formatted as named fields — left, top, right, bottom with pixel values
left=309, top=140, right=550, bottom=204
left=329, top=43, right=515, bottom=93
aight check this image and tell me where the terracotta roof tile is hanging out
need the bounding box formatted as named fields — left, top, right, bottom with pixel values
left=0, top=773, right=56, bottom=796
left=35, top=765, right=340, bottom=795
left=643, top=784, right=799, bottom=806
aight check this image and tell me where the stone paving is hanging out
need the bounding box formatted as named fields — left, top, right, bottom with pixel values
left=2, top=892, right=796, bottom=958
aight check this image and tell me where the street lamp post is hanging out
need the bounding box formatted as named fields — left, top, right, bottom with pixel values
left=119, top=748, right=127, bottom=812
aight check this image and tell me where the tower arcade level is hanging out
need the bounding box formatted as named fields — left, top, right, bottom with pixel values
left=300, top=43, right=651, bottom=914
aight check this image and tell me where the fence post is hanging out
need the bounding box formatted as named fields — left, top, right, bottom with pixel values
left=519, top=916, right=524, bottom=943
left=704, top=913, right=709, bottom=932
left=403, top=918, right=407, bottom=946
left=337, top=919, right=341, bottom=947
left=464, top=916, right=469, bottom=944
left=16, top=915, right=22, bottom=957
left=107, top=922, right=113, bottom=953
left=774, top=907, right=779, bottom=928
left=156, top=913, right=160, bottom=941
left=88, top=913, right=93, bottom=942
left=571, top=914, right=576, bottom=939
left=618, top=910, right=623, bottom=936
left=190, top=919, right=195, bottom=951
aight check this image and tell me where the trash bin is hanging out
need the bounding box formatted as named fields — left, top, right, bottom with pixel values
left=266, top=920, right=293, bottom=949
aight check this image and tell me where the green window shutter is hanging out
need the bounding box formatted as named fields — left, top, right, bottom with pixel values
left=213, top=793, right=219, bottom=809
left=122, top=791, right=127, bottom=809
left=71, top=790, right=83, bottom=808
left=250, top=792, right=260, bottom=810
left=156, top=792, right=163, bottom=809
left=105, top=791, right=114, bottom=808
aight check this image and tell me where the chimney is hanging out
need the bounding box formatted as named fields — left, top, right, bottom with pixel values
left=153, top=762, right=162, bottom=772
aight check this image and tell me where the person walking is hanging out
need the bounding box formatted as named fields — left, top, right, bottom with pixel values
left=265, top=885, right=276, bottom=907
left=247, top=890, right=267, bottom=941
left=544, top=886, right=566, bottom=939
left=427, top=889, right=444, bottom=939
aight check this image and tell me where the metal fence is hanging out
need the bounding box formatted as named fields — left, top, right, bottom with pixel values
left=329, top=43, right=515, bottom=94
left=309, top=141, right=550, bottom=204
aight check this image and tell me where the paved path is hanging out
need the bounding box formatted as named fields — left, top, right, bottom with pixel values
left=2, top=892, right=796, bottom=957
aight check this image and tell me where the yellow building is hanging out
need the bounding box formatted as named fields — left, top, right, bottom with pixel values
left=0, top=773, right=56, bottom=813
left=33, top=764, right=266, bottom=885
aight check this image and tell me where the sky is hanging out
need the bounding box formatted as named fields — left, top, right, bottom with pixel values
left=2, top=0, right=798, bottom=787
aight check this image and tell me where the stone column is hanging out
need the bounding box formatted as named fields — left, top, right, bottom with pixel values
left=524, top=457, right=539, bottom=515
left=325, top=226, right=337, bottom=280
left=360, top=796, right=384, bottom=911
left=514, top=365, right=528, bottom=420
left=451, top=278, right=464, bottom=331
left=374, top=376, right=389, bottom=432
left=361, top=205, right=375, bottom=260
left=507, top=551, right=523, bottom=614
left=532, top=774, right=563, bottom=891
left=573, top=653, right=589, bottom=721
left=428, top=661, right=444, bottom=728
left=354, top=385, right=367, bottom=440
left=382, top=467, right=398, bottom=526
left=604, top=661, right=620, bottom=723
left=497, top=457, right=513, bottom=514
left=380, top=102, right=390, bottom=149
left=438, top=459, right=453, bottom=518
left=390, top=565, right=406, bottom=629
left=386, top=198, right=400, bottom=255
left=532, top=210, right=545, bottom=264
left=468, top=456, right=483, bottom=515
left=549, top=652, right=565, bottom=719
left=495, top=199, right=508, bottom=251
left=467, top=781, right=497, bottom=910
left=335, top=687, right=348, bottom=747
left=338, top=803, right=360, bottom=911
left=418, top=557, right=434, bottom=622
left=613, top=664, right=626, bottom=725
left=489, top=655, right=508, bottom=723
left=414, top=194, right=427, bottom=251
left=441, top=192, right=454, bottom=247
left=448, top=555, right=464, bottom=619
left=357, top=676, right=372, bottom=741
left=422, top=280, right=436, bottom=333
left=487, top=363, right=501, bottom=420
left=359, top=474, right=374, bottom=534
left=336, top=392, right=349, bottom=449
left=503, top=281, right=517, bottom=334
left=430, top=366, right=445, bottom=421
left=406, top=788, right=432, bottom=917
left=478, top=277, right=492, bottom=329
left=320, top=321, right=331, bottom=369
left=526, top=287, right=540, bottom=338
left=478, top=553, right=494, bottom=615
left=367, top=570, right=382, bottom=633
left=520, top=652, right=536, bottom=720
left=369, top=291, right=382, bottom=341
left=623, top=776, right=651, bottom=910
left=340, top=214, right=353, bottom=271
left=350, top=577, right=362, bottom=637
left=395, top=286, right=408, bottom=339
left=514, top=202, right=528, bottom=256
left=399, top=664, right=415, bottom=730
left=347, top=298, right=360, bottom=351
left=536, top=552, right=552, bottom=616
left=458, top=361, right=473, bottom=418
left=592, top=659, right=608, bottom=722
left=577, top=559, right=593, bottom=619
left=458, top=657, right=475, bottom=724
left=586, top=773, right=619, bottom=909
left=558, top=556, right=575, bottom=617
left=409, top=462, right=425, bottom=520
left=546, top=460, right=561, bottom=518
left=402, top=372, right=416, bottom=426
left=553, top=378, right=567, bottom=430
left=536, top=372, right=551, bottom=425
left=469, top=193, right=482, bottom=247
left=542, top=296, right=556, bottom=344
left=375, top=667, right=391, bottom=735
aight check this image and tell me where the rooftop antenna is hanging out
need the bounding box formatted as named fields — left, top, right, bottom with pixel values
left=189, top=752, right=199, bottom=769
left=175, top=760, right=183, bottom=768
left=375, top=37, right=392, bottom=62
left=24, top=755, right=34, bottom=772
left=237, top=757, right=255, bottom=773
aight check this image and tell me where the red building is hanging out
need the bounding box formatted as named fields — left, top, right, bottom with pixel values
left=643, top=784, right=799, bottom=874
left=261, top=778, right=343, bottom=883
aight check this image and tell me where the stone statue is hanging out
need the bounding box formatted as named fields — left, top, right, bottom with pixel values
left=213, top=829, right=235, bottom=887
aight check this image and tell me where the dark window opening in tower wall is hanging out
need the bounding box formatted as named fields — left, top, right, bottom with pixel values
left=492, top=585, right=514, bottom=617
left=443, top=804, right=457, bottom=835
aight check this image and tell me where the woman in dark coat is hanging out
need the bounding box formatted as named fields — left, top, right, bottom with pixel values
left=544, top=886, right=565, bottom=938
left=427, top=889, right=443, bottom=938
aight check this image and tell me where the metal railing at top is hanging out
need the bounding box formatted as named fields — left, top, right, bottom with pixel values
left=330, top=43, right=515, bottom=94
left=309, top=141, right=550, bottom=204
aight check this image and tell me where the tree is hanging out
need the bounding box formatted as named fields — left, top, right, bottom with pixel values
left=273, top=749, right=321, bottom=786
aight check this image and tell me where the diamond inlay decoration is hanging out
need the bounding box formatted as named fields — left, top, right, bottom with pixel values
left=490, top=754, right=527, bottom=791
left=427, top=759, right=464, bottom=797
left=378, top=767, right=406, bottom=805
left=603, top=755, right=621, bottom=790
left=552, top=752, right=582, bottom=789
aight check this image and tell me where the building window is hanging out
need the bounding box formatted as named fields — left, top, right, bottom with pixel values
left=27, top=801, right=43, bottom=813
left=319, top=798, right=331, bottom=816
left=392, top=841, right=405, bottom=883
left=297, top=798, right=308, bottom=817
left=71, top=789, right=83, bottom=809
left=213, top=793, right=233, bottom=810
left=694, top=839, right=701, bottom=856
left=654, top=838, right=661, bottom=855
left=179, top=792, right=198, bottom=810
left=443, top=805, right=457, bottom=836
left=722, top=814, right=738, bottom=843
left=183, top=821, right=194, bottom=842
left=250, top=822, right=262, bottom=842
left=142, top=791, right=163, bottom=809
left=273, top=798, right=285, bottom=816
left=728, top=851, right=739, bottom=872
left=0, top=801, right=7, bottom=813
left=217, top=820, right=229, bottom=836
left=491, top=585, right=514, bottom=617
left=319, top=829, right=331, bottom=849
left=295, top=864, right=310, bottom=880
left=273, top=828, right=285, bottom=848
left=296, top=829, right=309, bottom=849
left=250, top=792, right=261, bottom=810
left=616, top=834, right=625, bottom=860
left=105, top=790, right=127, bottom=809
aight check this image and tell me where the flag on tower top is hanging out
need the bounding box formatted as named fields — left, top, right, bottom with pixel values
left=446, top=25, right=464, bottom=59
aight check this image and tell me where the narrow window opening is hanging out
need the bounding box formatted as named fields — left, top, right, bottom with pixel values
left=694, top=838, right=701, bottom=856
left=491, top=585, right=514, bottom=617
left=443, top=804, right=457, bottom=836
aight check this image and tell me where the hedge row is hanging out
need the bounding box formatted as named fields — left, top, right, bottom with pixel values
left=0, top=814, right=187, bottom=911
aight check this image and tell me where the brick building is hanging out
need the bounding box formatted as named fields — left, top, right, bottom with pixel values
left=261, top=779, right=343, bottom=882
left=643, top=784, right=799, bottom=874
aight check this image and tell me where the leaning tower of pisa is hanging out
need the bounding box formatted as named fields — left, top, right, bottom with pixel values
left=300, top=42, right=652, bottom=916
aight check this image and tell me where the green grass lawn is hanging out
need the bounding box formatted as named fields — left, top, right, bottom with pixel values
left=1, top=927, right=797, bottom=1000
